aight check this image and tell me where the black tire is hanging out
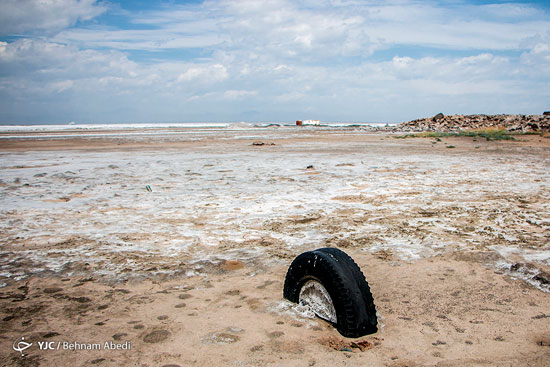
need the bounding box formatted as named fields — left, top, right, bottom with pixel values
left=316, top=247, right=378, bottom=327
left=283, top=248, right=378, bottom=338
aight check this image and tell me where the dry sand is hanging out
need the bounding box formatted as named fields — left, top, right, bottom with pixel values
left=0, top=127, right=549, bottom=366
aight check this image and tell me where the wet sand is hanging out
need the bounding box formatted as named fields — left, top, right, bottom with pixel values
left=1, top=127, right=549, bottom=366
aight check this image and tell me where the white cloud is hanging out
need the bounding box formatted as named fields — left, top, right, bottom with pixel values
left=176, top=64, right=228, bottom=83
left=0, top=0, right=106, bottom=35
left=223, top=89, right=257, bottom=100
left=54, top=25, right=226, bottom=51
left=0, top=38, right=137, bottom=78
left=1, top=0, right=550, bottom=123
left=50, top=80, right=74, bottom=93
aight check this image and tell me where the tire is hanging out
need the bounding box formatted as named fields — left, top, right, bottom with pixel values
left=283, top=248, right=378, bottom=338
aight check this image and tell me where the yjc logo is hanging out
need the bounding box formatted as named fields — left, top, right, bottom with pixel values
left=12, top=337, right=33, bottom=356
left=37, top=341, right=56, bottom=350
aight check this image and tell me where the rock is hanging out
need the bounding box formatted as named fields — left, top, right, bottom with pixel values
left=398, top=114, right=550, bottom=133
left=433, top=113, right=444, bottom=122
left=534, top=270, right=550, bottom=285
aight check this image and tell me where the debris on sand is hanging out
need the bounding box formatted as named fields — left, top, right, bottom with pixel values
left=317, top=335, right=382, bottom=352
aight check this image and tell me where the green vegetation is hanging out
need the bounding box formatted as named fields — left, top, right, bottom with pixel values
left=394, top=128, right=516, bottom=141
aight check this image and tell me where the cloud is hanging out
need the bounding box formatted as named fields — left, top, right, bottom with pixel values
left=1, top=0, right=550, bottom=123
left=0, top=38, right=137, bottom=78
left=176, top=64, right=228, bottom=83
left=0, top=0, right=107, bottom=36
left=223, top=89, right=257, bottom=100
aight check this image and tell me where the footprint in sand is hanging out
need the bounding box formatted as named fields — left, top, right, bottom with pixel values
left=112, top=333, right=128, bottom=341
left=43, top=332, right=60, bottom=338
left=257, top=280, right=277, bottom=289
left=71, top=296, right=91, bottom=303
left=143, top=330, right=171, bottom=343
left=202, top=332, right=240, bottom=345
left=43, top=287, right=63, bottom=294
left=201, top=327, right=244, bottom=345
left=267, top=331, right=284, bottom=338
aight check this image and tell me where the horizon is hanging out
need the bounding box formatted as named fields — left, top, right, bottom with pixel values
left=1, top=0, right=549, bottom=125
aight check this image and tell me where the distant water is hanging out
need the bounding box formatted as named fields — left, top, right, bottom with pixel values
left=0, top=121, right=394, bottom=132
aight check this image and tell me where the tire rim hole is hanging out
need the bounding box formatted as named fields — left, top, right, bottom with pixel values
left=299, top=280, right=337, bottom=324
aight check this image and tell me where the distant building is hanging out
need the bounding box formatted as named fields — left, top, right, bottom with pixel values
left=296, top=119, right=320, bottom=126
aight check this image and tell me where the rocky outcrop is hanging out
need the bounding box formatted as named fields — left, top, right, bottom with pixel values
left=397, top=114, right=550, bottom=133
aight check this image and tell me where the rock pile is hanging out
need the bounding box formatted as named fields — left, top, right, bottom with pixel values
left=397, top=114, right=550, bottom=133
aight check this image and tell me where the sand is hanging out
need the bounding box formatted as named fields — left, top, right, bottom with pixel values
left=0, top=127, right=549, bottom=366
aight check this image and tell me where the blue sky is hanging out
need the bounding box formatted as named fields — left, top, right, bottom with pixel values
left=0, top=0, right=549, bottom=124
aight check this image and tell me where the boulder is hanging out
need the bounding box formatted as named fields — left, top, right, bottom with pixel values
left=433, top=113, right=444, bottom=122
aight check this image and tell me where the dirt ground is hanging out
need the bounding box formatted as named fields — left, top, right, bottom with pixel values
left=1, top=127, right=549, bottom=366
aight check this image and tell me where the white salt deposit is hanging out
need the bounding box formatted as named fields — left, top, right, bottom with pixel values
left=0, top=127, right=548, bottom=291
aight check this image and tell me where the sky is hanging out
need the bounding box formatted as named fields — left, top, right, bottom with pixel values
left=0, top=0, right=549, bottom=124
